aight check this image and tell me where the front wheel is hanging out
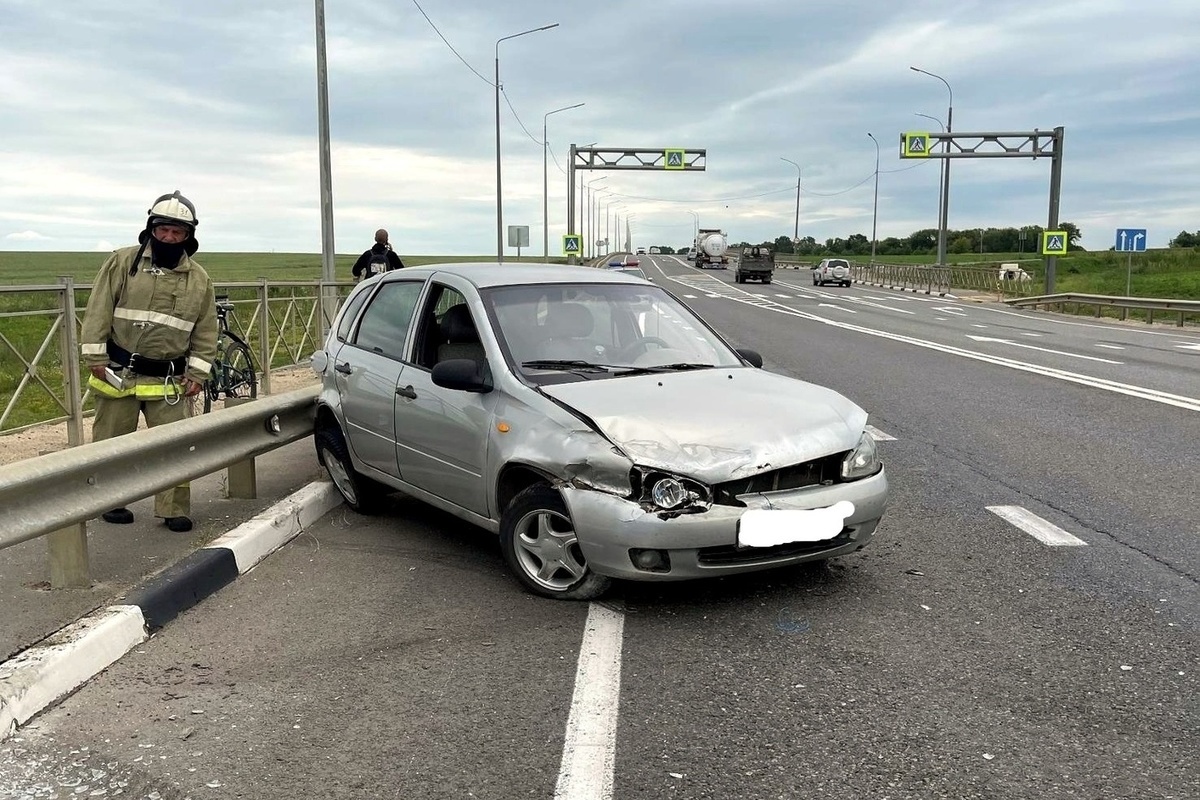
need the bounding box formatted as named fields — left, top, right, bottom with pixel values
left=220, top=339, right=258, bottom=402
left=315, top=427, right=389, bottom=514
left=499, top=484, right=611, bottom=600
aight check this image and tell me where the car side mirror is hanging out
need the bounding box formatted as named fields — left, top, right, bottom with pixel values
left=736, top=349, right=763, bottom=368
left=431, top=359, right=493, bottom=393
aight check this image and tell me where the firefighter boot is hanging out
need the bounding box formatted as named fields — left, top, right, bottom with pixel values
left=102, top=508, right=135, bottom=524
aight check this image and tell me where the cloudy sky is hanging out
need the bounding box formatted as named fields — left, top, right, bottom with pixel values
left=1, top=0, right=1197, bottom=257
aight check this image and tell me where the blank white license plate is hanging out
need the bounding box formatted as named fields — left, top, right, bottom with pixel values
left=736, top=501, right=855, bottom=549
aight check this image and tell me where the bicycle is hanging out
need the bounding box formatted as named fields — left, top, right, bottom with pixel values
left=187, top=295, right=258, bottom=415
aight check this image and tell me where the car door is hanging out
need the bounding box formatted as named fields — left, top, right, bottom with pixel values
left=393, top=281, right=493, bottom=517
left=336, top=279, right=424, bottom=477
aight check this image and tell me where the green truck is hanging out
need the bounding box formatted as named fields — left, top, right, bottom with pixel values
left=735, top=246, right=775, bottom=284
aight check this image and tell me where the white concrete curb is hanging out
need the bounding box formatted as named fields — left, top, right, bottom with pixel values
left=0, top=479, right=342, bottom=742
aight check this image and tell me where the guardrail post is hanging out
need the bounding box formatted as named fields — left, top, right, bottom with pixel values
left=1146, top=309, right=1154, bottom=325
left=48, top=277, right=90, bottom=589
left=257, top=278, right=272, bottom=396
left=223, top=397, right=258, bottom=499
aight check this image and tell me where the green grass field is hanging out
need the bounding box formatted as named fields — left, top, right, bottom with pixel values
left=0, top=252, right=573, bottom=287
left=2, top=248, right=1196, bottom=297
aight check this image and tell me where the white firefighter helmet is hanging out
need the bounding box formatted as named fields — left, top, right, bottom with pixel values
left=147, top=190, right=198, bottom=231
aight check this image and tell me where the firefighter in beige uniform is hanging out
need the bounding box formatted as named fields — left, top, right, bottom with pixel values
left=80, top=191, right=219, bottom=533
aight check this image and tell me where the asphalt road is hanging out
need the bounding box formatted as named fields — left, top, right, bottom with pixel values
left=3, top=255, right=1197, bottom=800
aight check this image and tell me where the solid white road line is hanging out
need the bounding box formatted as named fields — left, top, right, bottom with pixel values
left=1175, top=342, right=1200, bottom=351
left=986, top=506, right=1088, bottom=547
left=966, top=335, right=1124, bottom=364
left=555, top=603, right=625, bottom=800
left=866, top=425, right=896, bottom=441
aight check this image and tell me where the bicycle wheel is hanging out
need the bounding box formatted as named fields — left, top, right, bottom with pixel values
left=221, top=340, right=258, bottom=401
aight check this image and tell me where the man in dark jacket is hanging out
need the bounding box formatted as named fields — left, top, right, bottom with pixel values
left=352, top=228, right=405, bottom=280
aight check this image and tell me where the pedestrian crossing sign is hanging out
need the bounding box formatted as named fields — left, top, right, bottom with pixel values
left=1041, top=231, right=1067, bottom=255
left=562, top=234, right=581, bottom=255
left=902, top=132, right=930, bottom=158
left=664, top=149, right=685, bottom=169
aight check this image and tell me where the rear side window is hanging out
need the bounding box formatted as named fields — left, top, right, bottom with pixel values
left=353, top=281, right=424, bottom=360
left=335, top=289, right=371, bottom=342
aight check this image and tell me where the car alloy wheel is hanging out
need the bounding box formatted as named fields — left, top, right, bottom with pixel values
left=314, top=427, right=388, bottom=514
left=500, top=484, right=611, bottom=600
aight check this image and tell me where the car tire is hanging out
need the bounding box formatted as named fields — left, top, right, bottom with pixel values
left=499, top=484, right=612, bottom=601
left=315, top=427, right=389, bottom=514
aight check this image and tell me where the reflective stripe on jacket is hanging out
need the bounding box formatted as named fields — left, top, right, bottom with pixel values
left=80, top=244, right=219, bottom=385
left=87, top=374, right=188, bottom=401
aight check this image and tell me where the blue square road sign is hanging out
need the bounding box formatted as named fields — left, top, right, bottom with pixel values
left=1115, top=228, right=1147, bottom=252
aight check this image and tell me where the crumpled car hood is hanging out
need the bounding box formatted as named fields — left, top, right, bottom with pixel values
left=540, top=368, right=867, bottom=483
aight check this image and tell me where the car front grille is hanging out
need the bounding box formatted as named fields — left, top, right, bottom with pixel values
left=712, top=452, right=847, bottom=506
left=697, top=529, right=854, bottom=566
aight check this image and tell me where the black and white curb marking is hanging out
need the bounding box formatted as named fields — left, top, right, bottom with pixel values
left=0, top=480, right=342, bottom=740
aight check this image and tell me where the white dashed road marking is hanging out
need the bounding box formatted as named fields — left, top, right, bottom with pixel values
left=555, top=603, right=624, bottom=800
left=1096, top=344, right=1126, bottom=350
left=987, top=506, right=1088, bottom=547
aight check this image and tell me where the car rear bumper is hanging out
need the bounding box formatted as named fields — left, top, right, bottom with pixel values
left=562, top=466, right=888, bottom=581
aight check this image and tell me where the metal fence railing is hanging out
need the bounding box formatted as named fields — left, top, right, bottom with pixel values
left=1005, top=293, right=1200, bottom=327
left=772, top=257, right=1043, bottom=299
left=0, top=386, right=320, bottom=587
left=0, top=278, right=354, bottom=436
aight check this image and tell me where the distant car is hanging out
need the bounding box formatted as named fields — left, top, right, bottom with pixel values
left=310, top=263, right=889, bottom=600
left=635, top=247, right=646, bottom=255
left=812, top=258, right=852, bottom=287
left=685, top=248, right=697, bottom=261
left=613, top=266, right=649, bottom=280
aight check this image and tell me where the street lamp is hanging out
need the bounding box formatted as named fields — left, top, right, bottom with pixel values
left=687, top=210, right=699, bottom=241
left=496, top=22, right=559, bottom=264
left=543, top=102, right=584, bottom=259
left=586, top=176, right=608, bottom=259
left=915, top=112, right=945, bottom=256
left=780, top=158, right=802, bottom=245
left=867, top=133, right=880, bottom=263
left=911, top=66, right=953, bottom=266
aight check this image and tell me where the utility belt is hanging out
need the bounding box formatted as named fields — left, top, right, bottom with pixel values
left=107, top=340, right=187, bottom=378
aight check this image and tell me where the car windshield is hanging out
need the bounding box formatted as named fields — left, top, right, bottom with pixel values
left=481, top=282, right=743, bottom=383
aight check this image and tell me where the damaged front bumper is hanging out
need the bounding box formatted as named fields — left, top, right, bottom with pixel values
left=561, top=466, right=888, bottom=581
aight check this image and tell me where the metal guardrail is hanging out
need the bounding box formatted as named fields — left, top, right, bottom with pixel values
left=772, top=257, right=1043, bottom=299
left=0, top=387, right=319, bottom=585
left=0, top=278, right=354, bottom=436
left=1004, top=293, right=1200, bottom=326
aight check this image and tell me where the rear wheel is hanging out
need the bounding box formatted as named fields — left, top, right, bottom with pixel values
left=220, top=340, right=258, bottom=402
left=499, top=484, right=611, bottom=601
left=315, top=427, right=389, bottom=514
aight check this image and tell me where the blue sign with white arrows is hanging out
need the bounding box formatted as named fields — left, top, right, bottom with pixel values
left=1115, top=228, right=1147, bottom=252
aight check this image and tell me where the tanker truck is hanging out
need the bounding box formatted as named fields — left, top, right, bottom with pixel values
left=694, top=228, right=729, bottom=269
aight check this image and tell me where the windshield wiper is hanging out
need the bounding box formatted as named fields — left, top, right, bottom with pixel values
left=520, top=359, right=612, bottom=372
left=612, top=362, right=716, bottom=375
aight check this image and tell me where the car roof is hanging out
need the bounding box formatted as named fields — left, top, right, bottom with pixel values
left=376, top=261, right=645, bottom=289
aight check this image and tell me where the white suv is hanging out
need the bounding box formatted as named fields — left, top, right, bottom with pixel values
left=812, top=258, right=851, bottom=287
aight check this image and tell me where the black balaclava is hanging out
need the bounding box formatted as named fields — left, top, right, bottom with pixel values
left=148, top=234, right=187, bottom=270
left=134, top=224, right=199, bottom=272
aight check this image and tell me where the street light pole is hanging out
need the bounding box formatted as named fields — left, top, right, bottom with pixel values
left=867, top=133, right=880, bottom=264
left=586, top=176, right=607, bottom=261
left=915, top=112, right=945, bottom=257
left=911, top=67, right=953, bottom=267
left=496, top=22, right=559, bottom=264
left=542, top=102, right=584, bottom=259
left=687, top=210, right=699, bottom=242
left=313, top=0, right=336, bottom=333
left=780, top=158, right=802, bottom=245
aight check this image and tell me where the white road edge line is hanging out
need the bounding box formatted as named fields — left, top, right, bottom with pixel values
left=555, top=603, right=625, bottom=800
left=986, top=506, right=1088, bottom=547
left=866, top=425, right=896, bottom=441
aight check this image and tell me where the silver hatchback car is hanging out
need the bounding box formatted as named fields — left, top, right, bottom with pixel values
left=312, top=263, right=888, bottom=600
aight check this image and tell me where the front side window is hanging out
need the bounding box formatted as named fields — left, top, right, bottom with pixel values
left=353, top=281, right=424, bottom=360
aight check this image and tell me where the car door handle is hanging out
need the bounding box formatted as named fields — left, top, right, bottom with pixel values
left=395, top=384, right=417, bottom=399
left=334, top=362, right=352, bottom=375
